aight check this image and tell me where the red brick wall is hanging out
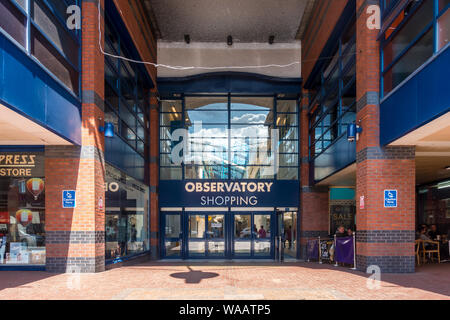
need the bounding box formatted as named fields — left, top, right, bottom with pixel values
left=355, top=0, right=416, bottom=273
left=45, top=0, right=106, bottom=273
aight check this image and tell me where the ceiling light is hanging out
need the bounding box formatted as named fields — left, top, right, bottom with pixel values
left=437, top=180, right=450, bottom=189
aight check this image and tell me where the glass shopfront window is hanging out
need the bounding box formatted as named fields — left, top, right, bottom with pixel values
left=0, top=151, right=46, bottom=266
left=105, top=164, right=149, bottom=261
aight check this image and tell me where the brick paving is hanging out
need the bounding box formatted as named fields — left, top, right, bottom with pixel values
left=0, top=261, right=448, bottom=300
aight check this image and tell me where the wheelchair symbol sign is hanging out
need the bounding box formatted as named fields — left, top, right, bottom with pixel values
left=384, top=190, right=397, bottom=208
left=62, top=190, right=76, bottom=208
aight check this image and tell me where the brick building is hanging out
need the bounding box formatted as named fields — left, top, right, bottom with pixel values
left=0, top=0, right=448, bottom=273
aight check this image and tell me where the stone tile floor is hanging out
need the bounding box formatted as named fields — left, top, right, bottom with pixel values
left=0, top=261, right=448, bottom=300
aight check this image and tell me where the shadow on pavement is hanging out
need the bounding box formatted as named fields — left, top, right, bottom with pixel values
left=170, top=266, right=219, bottom=284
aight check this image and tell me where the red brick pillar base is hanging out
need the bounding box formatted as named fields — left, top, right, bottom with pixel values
left=356, top=147, right=416, bottom=273
left=45, top=146, right=105, bottom=273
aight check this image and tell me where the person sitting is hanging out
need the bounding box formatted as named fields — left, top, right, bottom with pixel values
left=335, top=225, right=347, bottom=238
left=347, top=228, right=353, bottom=237
left=419, top=226, right=431, bottom=241
left=428, top=224, right=440, bottom=241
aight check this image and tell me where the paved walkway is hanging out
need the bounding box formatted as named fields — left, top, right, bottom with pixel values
left=0, top=261, right=449, bottom=300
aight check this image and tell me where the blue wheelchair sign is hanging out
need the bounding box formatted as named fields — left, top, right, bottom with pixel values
left=62, top=190, right=76, bottom=208
left=384, top=190, right=397, bottom=208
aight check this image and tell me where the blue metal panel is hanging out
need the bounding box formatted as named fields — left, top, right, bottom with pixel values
left=0, top=33, right=81, bottom=145
left=105, top=135, right=145, bottom=182
left=158, top=72, right=302, bottom=95
left=380, top=46, right=450, bottom=145
left=314, top=135, right=356, bottom=182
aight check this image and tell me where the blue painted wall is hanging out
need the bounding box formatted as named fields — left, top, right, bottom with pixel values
left=380, top=46, right=450, bottom=145
left=0, top=33, right=81, bottom=145
left=314, top=135, right=356, bottom=182
left=158, top=72, right=302, bottom=95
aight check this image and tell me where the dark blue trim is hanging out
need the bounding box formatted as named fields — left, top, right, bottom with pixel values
left=0, top=146, right=45, bottom=152
left=0, top=265, right=45, bottom=271
left=380, top=46, right=450, bottom=145
left=158, top=72, right=302, bottom=95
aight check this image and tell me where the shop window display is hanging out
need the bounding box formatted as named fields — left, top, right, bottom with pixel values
left=0, top=152, right=46, bottom=266
left=105, top=164, right=149, bottom=260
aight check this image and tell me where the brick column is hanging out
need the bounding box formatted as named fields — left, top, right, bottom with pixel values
left=299, top=90, right=329, bottom=259
left=149, top=88, right=160, bottom=259
left=45, top=0, right=105, bottom=273
left=355, top=0, right=415, bottom=273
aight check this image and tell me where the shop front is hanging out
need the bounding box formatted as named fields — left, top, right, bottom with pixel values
left=158, top=80, right=302, bottom=259
left=160, top=181, right=299, bottom=259
left=105, top=164, right=150, bottom=264
left=0, top=149, right=46, bottom=269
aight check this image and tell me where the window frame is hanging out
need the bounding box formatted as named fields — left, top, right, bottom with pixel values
left=0, top=0, right=82, bottom=97
left=380, top=0, right=450, bottom=98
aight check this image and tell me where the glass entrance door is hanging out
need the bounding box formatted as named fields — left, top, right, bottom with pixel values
left=187, top=213, right=226, bottom=258
left=163, top=213, right=182, bottom=258
left=162, top=210, right=275, bottom=259
left=233, top=212, right=272, bottom=258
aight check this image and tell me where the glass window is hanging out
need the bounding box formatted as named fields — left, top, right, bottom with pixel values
left=32, top=0, right=79, bottom=66
left=105, top=164, right=149, bottom=260
left=0, top=0, right=27, bottom=47
left=438, top=8, right=450, bottom=50
left=383, top=28, right=434, bottom=95
left=161, top=96, right=298, bottom=180
left=105, top=15, right=149, bottom=155
left=383, top=0, right=433, bottom=69
left=31, top=26, right=79, bottom=93
left=0, top=152, right=46, bottom=266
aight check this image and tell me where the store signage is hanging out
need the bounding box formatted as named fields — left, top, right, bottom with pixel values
left=360, top=196, right=365, bottom=210
left=384, top=190, right=397, bottom=208
left=329, top=205, right=355, bottom=234
left=159, top=180, right=299, bottom=208
left=0, top=152, right=43, bottom=177
left=62, top=190, right=76, bottom=208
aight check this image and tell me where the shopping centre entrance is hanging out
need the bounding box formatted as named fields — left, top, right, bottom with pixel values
left=161, top=208, right=298, bottom=259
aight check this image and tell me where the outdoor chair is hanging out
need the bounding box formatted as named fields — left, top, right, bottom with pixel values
left=422, top=239, right=440, bottom=263
left=415, top=239, right=423, bottom=265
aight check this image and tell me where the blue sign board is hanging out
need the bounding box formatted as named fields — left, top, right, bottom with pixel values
left=384, top=190, right=397, bottom=208
left=62, top=190, right=76, bottom=208
left=159, top=180, right=300, bottom=208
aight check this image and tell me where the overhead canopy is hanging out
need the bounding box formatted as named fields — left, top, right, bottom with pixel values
left=145, top=0, right=309, bottom=43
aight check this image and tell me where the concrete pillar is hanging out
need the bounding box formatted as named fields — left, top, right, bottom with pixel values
left=45, top=0, right=105, bottom=273
left=355, top=0, right=415, bottom=273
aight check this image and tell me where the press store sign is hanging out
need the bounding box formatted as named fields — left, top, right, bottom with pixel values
left=159, top=180, right=300, bottom=208
left=0, top=152, right=44, bottom=177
